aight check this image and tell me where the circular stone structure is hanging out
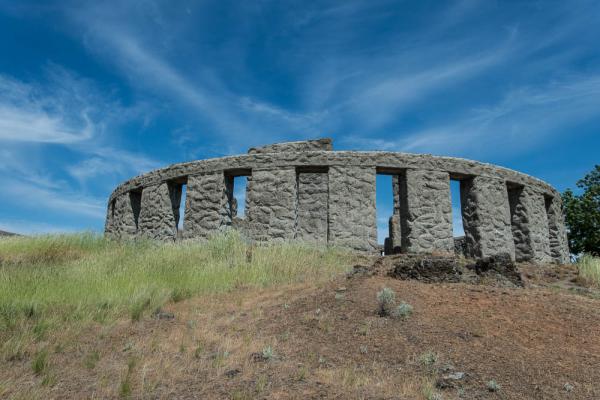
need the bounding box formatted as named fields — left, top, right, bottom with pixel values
left=105, top=138, right=569, bottom=264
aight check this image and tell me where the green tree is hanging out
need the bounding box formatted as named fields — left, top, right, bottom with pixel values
left=562, top=165, right=600, bottom=256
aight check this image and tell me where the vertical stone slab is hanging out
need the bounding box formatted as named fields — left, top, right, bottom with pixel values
left=523, top=187, right=552, bottom=263
left=387, top=174, right=402, bottom=253
left=104, top=199, right=116, bottom=238
left=139, top=182, right=180, bottom=241
left=246, top=168, right=297, bottom=242
left=545, top=195, right=570, bottom=264
left=507, top=185, right=552, bottom=263
left=112, top=192, right=138, bottom=239
left=460, top=176, right=515, bottom=259
left=385, top=214, right=402, bottom=254
left=400, top=169, right=453, bottom=254
left=328, top=165, right=377, bottom=252
left=296, top=172, right=328, bottom=243
left=507, top=186, right=531, bottom=261
left=183, top=172, right=229, bottom=239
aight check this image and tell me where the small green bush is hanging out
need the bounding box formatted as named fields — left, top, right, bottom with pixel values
left=376, top=287, right=396, bottom=316
left=392, top=302, right=413, bottom=319
left=419, top=351, right=438, bottom=368
left=262, top=345, right=275, bottom=361
left=376, top=288, right=414, bottom=319
left=487, top=379, right=501, bottom=392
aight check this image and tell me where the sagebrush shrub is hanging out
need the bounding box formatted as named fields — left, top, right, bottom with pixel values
left=392, top=302, right=413, bottom=319
left=376, top=287, right=396, bottom=316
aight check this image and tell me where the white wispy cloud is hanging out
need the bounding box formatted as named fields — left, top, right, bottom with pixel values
left=66, top=4, right=324, bottom=147
left=0, top=74, right=93, bottom=143
left=67, top=148, right=160, bottom=185
left=1, top=176, right=105, bottom=219
left=351, top=74, right=600, bottom=156
left=342, top=49, right=511, bottom=130
left=0, top=66, right=160, bottom=232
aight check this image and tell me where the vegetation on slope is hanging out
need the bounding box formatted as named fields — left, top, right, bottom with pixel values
left=0, top=232, right=354, bottom=361
left=2, top=232, right=600, bottom=399
left=577, top=254, right=600, bottom=287
left=563, top=164, right=600, bottom=256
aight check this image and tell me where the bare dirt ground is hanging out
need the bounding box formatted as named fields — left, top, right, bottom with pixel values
left=3, top=255, right=600, bottom=399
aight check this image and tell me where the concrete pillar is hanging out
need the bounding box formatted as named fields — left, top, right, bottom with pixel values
left=139, top=182, right=180, bottom=241
left=328, top=165, right=377, bottom=252
left=386, top=213, right=402, bottom=254
left=111, top=192, right=139, bottom=239
left=400, top=169, right=453, bottom=254
left=296, top=171, right=328, bottom=243
left=182, top=172, right=229, bottom=239
left=507, top=185, right=552, bottom=263
left=246, top=168, right=297, bottom=242
left=385, top=174, right=402, bottom=253
left=545, top=195, right=570, bottom=264
left=104, top=198, right=116, bottom=238
left=460, top=176, right=515, bottom=259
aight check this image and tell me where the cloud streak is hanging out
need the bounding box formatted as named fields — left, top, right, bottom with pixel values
left=375, top=74, right=600, bottom=156
left=1, top=176, right=105, bottom=220
left=0, top=75, right=93, bottom=143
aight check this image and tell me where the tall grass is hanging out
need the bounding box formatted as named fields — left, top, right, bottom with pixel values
left=577, top=254, right=600, bottom=287
left=0, top=231, right=353, bottom=357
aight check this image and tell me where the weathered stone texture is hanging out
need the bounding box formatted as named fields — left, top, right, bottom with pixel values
left=106, top=139, right=570, bottom=264
left=400, top=169, right=453, bottom=254
left=460, top=176, right=515, bottom=260
left=525, top=187, right=553, bottom=263
left=545, top=196, right=570, bottom=264
left=246, top=168, right=297, bottom=242
left=183, top=172, right=229, bottom=239
left=104, top=200, right=116, bottom=237
left=109, top=150, right=562, bottom=202
left=139, top=183, right=180, bottom=241
left=508, top=185, right=552, bottom=263
left=328, top=165, right=377, bottom=252
left=507, top=186, right=531, bottom=261
left=108, top=192, right=139, bottom=239
left=296, top=172, right=328, bottom=243
left=248, top=138, right=332, bottom=155
left=385, top=213, right=402, bottom=254
left=385, top=174, right=402, bottom=254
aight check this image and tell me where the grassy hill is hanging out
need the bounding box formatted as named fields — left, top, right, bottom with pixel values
left=0, top=233, right=599, bottom=399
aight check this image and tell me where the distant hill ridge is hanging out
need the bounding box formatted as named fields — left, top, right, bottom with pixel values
left=0, top=230, right=17, bottom=237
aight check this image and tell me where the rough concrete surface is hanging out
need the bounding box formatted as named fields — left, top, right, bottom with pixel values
left=105, top=139, right=570, bottom=263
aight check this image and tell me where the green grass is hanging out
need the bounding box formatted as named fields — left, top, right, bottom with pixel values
left=0, top=231, right=353, bottom=358
left=577, top=254, right=600, bottom=287
left=31, top=349, right=48, bottom=375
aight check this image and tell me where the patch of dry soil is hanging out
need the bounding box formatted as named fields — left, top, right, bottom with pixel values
left=2, top=256, right=599, bottom=399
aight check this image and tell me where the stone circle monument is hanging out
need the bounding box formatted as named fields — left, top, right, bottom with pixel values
left=105, top=138, right=569, bottom=264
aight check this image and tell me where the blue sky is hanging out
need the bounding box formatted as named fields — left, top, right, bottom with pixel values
left=0, top=1, right=599, bottom=241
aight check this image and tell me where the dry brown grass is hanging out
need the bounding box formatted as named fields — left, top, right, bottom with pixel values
left=2, top=237, right=600, bottom=399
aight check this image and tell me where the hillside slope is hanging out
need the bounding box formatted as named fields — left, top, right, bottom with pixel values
left=2, top=252, right=599, bottom=399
